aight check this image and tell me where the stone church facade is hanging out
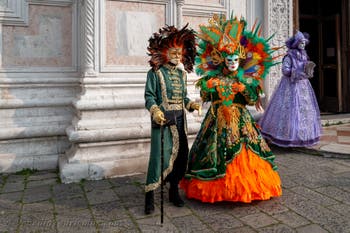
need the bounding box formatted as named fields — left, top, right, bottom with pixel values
left=0, top=0, right=292, bottom=182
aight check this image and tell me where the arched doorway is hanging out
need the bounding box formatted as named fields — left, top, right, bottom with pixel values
left=294, top=0, right=350, bottom=113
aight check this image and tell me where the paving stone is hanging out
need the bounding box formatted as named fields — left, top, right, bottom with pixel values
left=290, top=186, right=339, bottom=206
left=27, top=171, right=58, bottom=181
left=0, top=191, right=23, bottom=203
left=56, top=209, right=96, bottom=231
left=113, top=184, right=143, bottom=198
left=227, top=204, right=261, bottom=218
left=331, top=159, right=350, bottom=167
left=2, top=181, right=25, bottom=193
left=280, top=177, right=299, bottom=189
left=83, top=179, right=112, bottom=192
left=286, top=167, right=333, bottom=189
left=185, top=202, right=219, bottom=217
left=172, top=215, right=213, bottom=233
left=0, top=198, right=22, bottom=214
left=0, top=213, right=20, bottom=232
left=162, top=202, right=192, bottom=218
left=316, top=173, right=350, bottom=188
left=254, top=198, right=288, bottom=215
left=282, top=193, right=350, bottom=233
left=258, top=224, right=296, bottom=233
left=97, top=219, right=137, bottom=233
left=5, top=175, right=26, bottom=183
left=0, top=177, right=4, bottom=188
left=57, top=226, right=98, bottom=233
left=22, top=201, right=54, bottom=213
left=200, top=212, right=244, bottom=231
left=54, top=196, right=88, bottom=211
left=52, top=183, right=83, bottom=199
left=240, top=213, right=279, bottom=229
left=109, top=176, right=137, bottom=187
left=90, top=201, right=128, bottom=222
left=318, top=160, right=350, bottom=174
left=23, top=185, right=52, bottom=203
left=19, top=213, right=56, bottom=232
left=136, top=215, right=178, bottom=233
left=315, top=186, right=350, bottom=205
left=128, top=173, right=146, bottom=185
left=279, top=189, right=308, bottom=207
left=272, top=211, right=310, bottom=228
left=85, top=187, right=119, bottom=205
left=227, top=226, right=257, bottom=233
left=296, top=224, right=328, bottom=233
left=326, top=203, right=350, bottom=217
left=128, top=204, right=159, bottom=220
left=118, top=192, right=144, bottom=209
left=26, top=178, right=57, bottom=189
left=19, top=226, right=57, bottom=233
left=2, top=148, right=350, bottom=232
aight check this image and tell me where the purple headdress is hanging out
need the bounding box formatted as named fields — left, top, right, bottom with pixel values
left=285, top=31, right=310, bottom=49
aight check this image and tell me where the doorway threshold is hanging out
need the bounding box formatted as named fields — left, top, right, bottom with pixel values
left=321, top=113, right=350, bottom=126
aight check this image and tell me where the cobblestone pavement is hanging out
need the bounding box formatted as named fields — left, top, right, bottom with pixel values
left=1, top=147, right=350, bottom=233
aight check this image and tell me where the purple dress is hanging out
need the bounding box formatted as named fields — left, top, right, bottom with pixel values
left=259, top=48, right=321, bottom=147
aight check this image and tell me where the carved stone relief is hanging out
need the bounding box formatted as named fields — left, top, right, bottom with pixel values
left=80, top=0, right=96, bottom=75
left=264, top=0, right=292, bottom=101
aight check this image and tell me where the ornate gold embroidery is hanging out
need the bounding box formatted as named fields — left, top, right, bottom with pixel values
left=145, top=125, right=179, bottom=192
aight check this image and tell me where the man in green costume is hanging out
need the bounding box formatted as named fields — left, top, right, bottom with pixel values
left=144, top=24, right=200, bottom=214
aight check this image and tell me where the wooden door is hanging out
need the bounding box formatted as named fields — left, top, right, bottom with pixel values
left=319, top=14, right=342, bottom=112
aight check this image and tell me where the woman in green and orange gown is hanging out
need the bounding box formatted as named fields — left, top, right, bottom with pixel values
left=180, top=14, right=282, bottom=203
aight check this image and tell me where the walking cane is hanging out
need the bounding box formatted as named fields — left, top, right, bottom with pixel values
left=160, top=124, right=164, bottom=225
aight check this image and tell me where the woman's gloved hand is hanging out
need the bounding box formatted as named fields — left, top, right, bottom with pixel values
left=190, top=102, right=201, bottom=111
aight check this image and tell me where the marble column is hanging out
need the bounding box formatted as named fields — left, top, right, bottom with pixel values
left=176, top=0, right=184, bottom=28
left=263, top=0, right=293, bottom=103
left=59, top=0, right=152, bottom=183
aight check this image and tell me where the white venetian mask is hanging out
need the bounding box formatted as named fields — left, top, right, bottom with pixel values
left=298, top=41, right=306, bottom=50
left=225, top=54, right=240, bottom=71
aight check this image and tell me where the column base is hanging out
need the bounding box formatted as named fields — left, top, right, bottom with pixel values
left=59, top=139, right=149, bottom=183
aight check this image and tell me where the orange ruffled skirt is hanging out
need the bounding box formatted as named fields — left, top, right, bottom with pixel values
left=180, top=145, right=282, bottom=203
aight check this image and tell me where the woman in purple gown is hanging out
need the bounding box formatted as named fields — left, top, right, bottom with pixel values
left=259, top=31, right=321, bottom=147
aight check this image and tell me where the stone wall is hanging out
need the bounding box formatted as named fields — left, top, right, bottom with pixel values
left=59, top=0, right=232, bottom=183
left=0, top=0, right=78, bottom=172
left=0, top=0, right=292, bottom=183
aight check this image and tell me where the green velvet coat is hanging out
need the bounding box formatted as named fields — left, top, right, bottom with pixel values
left=144, top=65, right=194, bottom=192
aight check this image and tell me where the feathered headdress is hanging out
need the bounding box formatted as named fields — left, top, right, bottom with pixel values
left=147, top=24, right=196, bottom=72
left=196, top=13, right=281, bottom=86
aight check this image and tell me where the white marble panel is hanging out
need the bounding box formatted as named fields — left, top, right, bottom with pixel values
left=2, top=4, right=72, bottom=67
left=115, top=11, right=157, bottom=56
left=13, top=15, right=62, bottom=58
left=105, top=1, right=165, bottom=66
left=0, top=0, right=7, bottom=8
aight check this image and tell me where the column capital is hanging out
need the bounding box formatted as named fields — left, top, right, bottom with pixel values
left=176, top=0, right=185, bottom=6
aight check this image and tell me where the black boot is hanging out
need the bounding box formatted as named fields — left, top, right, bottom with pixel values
left=169, top=183, right=184, bottom=207
left=144, top=191, right=154, bottom=214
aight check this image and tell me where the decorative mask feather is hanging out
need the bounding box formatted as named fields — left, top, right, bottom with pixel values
left=147, top=24, right=196, bottom=72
